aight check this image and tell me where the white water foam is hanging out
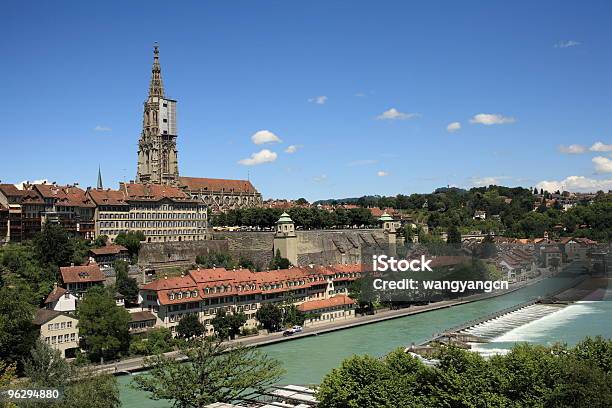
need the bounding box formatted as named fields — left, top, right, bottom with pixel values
left=461, top=304, right=563, bottom=340
left=494, top=301, right=603, bottom=343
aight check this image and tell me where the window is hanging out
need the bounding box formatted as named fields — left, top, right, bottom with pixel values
left=48, top=323, right=53, bottom=331
left=67, top=321, right=72, bottom=328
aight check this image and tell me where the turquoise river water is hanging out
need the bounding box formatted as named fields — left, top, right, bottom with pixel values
left=118, top=277, right=612, bottom=407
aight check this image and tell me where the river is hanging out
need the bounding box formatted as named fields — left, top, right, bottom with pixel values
left=118, top=277, right=612, bottom=407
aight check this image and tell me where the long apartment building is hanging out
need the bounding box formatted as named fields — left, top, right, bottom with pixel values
left=138, top=263, right=363, bottom=335
left=87, top=182, right=208, bottom=243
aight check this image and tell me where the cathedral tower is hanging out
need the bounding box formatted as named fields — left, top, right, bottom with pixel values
left=136, top=44, right=179, bottom=184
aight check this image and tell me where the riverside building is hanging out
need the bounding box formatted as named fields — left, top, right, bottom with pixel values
left=137, top=263, right=363, bottom=335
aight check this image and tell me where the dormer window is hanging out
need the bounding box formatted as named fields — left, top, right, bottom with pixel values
left=169, top=293, right=175, bottom=301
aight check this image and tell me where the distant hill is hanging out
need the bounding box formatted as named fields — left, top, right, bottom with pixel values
left=313, top=188, right=468, bottom=206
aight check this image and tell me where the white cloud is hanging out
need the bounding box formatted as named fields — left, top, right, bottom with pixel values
left=469, top=113, right=516, bottom=125
left=355, top=92, right=366, bottom=97
left=94, top=125, right=112, bottom=132
left=554, top=40, right=581, bottom=48
left=536, top=176, right=612, bottom=193
left=308, top=96, right=328, bottom=104
left=593, top=156, right=612, bottom=173
left=238, top=149, right=278, bottom=166
left=284, top=145, right=302, bottom=154
left=558, top=144, right=586, bottom=154
left=376, top=108, right=420, bottom=120
left=251, top=130, right=282, bottom=145
left=313, top=174, right=328, bottom=183
left=377, top=171, right=389, bottom=177
left=590, top=141, right=612, bottom=152
left=348, top=159, right=378, bottom=166
left=15, top=179, right=48, bottom=189
left=470, top=176, right=511, bottom=187
left=446, top=122, right=461, bottom=133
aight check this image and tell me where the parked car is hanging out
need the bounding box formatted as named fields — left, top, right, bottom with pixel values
left=282, top=326, right=304, bottom=336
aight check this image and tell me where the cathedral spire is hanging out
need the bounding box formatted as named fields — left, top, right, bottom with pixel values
left=149, top=42, right=164, bottom=98
left=97, top=165, right=103, bottom=189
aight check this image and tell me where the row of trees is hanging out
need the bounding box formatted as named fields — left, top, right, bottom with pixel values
left=211, top=207, right=378, bottom=229
left=196, top=249, right=291, bottom=272
left=317, top=336, right=612, bottom=407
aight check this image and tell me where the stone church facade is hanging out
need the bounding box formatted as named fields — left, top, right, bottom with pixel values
left=136, top=45, right=262, bottom=212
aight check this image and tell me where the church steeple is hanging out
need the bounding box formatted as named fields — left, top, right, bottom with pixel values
left=149, top=43, right=164, bottom=98
left=97, top=166, right=103, bottom=189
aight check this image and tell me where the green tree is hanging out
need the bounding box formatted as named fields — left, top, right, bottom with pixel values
left=269, top=249, right=291, bottom=270
left=0, top=286, right=37, bottom=372
left=129, top=328, right=174, bottom=356
left=195, top=251, right=238, bottom=269
left=77, top=286, right=131, bottom=362
left=447, top=225, right=462, bottom=244
left=133, top=338, right=284, bottom=407
left=92, top=234, right=108, bottom=248
left=0, top=360, right=16, bottom=391
left=176, top=313, right=204, bottom=339
left=114, top=231, right=145, bottom=258
left=62, top=370, right=121, bottom=408
left=114, top=260, right=139, bottom=301
left=24, top=340, right=73, bottom=388
left=255, top=303, right=283, bottom=332
left=33, top=223, right=74, bottom=267
left=211, top=310, right=247, bottom=340
left=282, top=304, right=305, bottom=327
left=317, top=338, right=612, bottom=408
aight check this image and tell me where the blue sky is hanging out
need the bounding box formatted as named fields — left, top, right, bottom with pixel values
left=1, top=1, right=611, bottom=201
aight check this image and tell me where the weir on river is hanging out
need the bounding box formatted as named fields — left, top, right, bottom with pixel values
left=461, top=304, right=564, bottom=341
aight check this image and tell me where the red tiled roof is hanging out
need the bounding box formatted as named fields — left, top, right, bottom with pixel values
left=87, top=189, right=129, bottom=206
left=179, top=176, right=259, bottom=194
left=60, top=263, right=106, bottom=284
left=0, top=184, right=25, bottom=197
left=44, top=286, right=68, bottom=304
left=33, top=184, right=95, bottom=208
left=297, top=295, right=355, bottom=312
left=141, top=264, right=363, bottom=306
left=89, top=244, right=128, bottom=256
